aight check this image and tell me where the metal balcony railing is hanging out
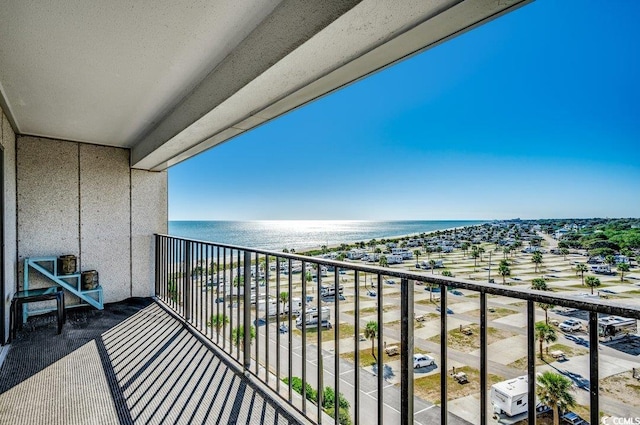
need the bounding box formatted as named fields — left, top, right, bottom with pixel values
left=155, top=234, right=640, bottom=425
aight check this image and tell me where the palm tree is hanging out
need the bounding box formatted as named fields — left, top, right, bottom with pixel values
left=478, top=246, right=486, bottom=262
left=321, top=245, right=328, bottom=254
left=364, top=321, right=378, bottom=362
left=280, top=291, right=289, bottom=307
left=532, top=278, right=553, bottom=322
left=498, top=259, right=510, bottom=284
left=532, top=251, right=543, bottom=273
left=424, top=246, right=433, bottom=260
left=560, top=248, right=569, bottom=260
left=413, top=250, right=421, bottom=265
left=503, top=247, right=510, bottom=259
left=574, top=263, right=588, bottom=286
left=461, top=242, right=470, bottom=257
left=538, top=303, right=554, bottom=324
left=207, top=313, right=229, bottom=334
left=585, top=275, right=601, bottom=295
left=428, top=259, right=437, bottom=274
left=531, top=277, right=548, bottom=291
left=378, top=255, right=389, bottom=268
left=231, top=325, right=256, bottom=347
left=617, top=262, right=630, bottom=282
left=471, top=249, right=480, bottom=269
left=605, top=255, right=616, bottom=267
left=536, top=371, right=576, bottom=425
left=535, top=321, right=557, bottom=359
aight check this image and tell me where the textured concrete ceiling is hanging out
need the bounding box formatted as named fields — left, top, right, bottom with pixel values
left=0, top=0, right=531, bottom=170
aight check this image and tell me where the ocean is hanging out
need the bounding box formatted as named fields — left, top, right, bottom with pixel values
left=168, top=220, right=486, bottom=251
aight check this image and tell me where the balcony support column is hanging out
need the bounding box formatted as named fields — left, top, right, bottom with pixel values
left=400, top=278, right=414, bottom=425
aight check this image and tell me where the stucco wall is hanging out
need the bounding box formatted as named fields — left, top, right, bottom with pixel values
left=17, top=136, right=166, bottom=305
left=1, top=108, right=17, bottom=343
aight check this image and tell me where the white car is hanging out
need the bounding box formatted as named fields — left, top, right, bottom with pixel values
left=413, top=354, right=435, bottom=368
left=559, top=319, right=582, bottom=332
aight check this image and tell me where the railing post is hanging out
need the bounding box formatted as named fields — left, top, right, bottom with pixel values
left=243, top=251, right=252, bottom=371
left=401, top=278, right=414, bottom=425
left=154, top=235, right=159, bottom=296
left=589, top=311, right=599, bottom=425
left=184, top=241, right=191, bottom=321
left=440, top=285, right=448, bottom=425
left=527, top=300, right=536, bottom=425
left=480, top=292, right=487, bottom=425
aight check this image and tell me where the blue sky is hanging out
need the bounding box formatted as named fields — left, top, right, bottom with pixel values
left=169, top=0, right=640, bottom=221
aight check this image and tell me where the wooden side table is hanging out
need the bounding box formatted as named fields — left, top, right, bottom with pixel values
left=9, top=287, right=65, bottom=342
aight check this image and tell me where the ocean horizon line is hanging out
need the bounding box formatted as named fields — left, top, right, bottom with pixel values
left=168, top=219, right=489, bottom=252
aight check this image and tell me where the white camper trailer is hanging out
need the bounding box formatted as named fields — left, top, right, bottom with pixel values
left=296, top=307, right=331, bottom=329
left=257, top=298, right=283, bottom=316
left=491, top=376, right=529, bottom=417
left=285, top=297, right=304, bottom=315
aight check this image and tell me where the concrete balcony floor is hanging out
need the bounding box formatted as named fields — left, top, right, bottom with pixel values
left=0, top=299, right=303, bottom=425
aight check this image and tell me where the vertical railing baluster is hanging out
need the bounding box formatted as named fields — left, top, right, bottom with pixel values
left=377, top=272, right=383, bottom=425
left=589, top=311, right=599, bottom=425
left=222, top=247, right=227, bottom=350
left=236, top=250, right=242, bottom=361
left=276, top=255, right=281, bottom=394
left=301, top=260, right=307, bottom=414
left=527, top=300, right=536, bottom=425
left=205, top=244, right=210, bottom=338
left=400, top=278, right=414, bottom=425
left=317, top=263, right=323, bottom=424
left=255, top=252, right=260, bottom=376
left=334, top=266, right=340, bottom=425
left=265, top=253, right=270, bottom=385
left=440, top=283, right=448, bottom=425
left=184, top=241, right=191, bottom=322
left=244, top=251, right=252, bottom=371
left=480, top=292, right=487, bottom=425
left=215, top=246, right=219, bottom=344
left=229, top=249, right=234, bottom=358
left=354, top=270, right=360, bottom=425
left=155, top=235, right=160, bottom=296
left=288, top=258, right=293, bottom=403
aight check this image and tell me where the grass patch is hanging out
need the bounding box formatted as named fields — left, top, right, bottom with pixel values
left=416, top=298, right=440, bottom=305
left=343, top=304, right=396, bottom=316
left=427, top=323, right=515, bottom=353
left=465, top=307, right=516, bottom=320
left=411, top=366, right=503, bottom=404
left=600, top=371, right=640, bottom=407
left=293, top=322, right=355, bottom=342
left=508, top=343, right=588, bottom=370
left=340, top=347, right=401, bottom=368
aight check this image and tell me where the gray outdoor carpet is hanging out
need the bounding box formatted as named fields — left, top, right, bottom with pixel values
left=0, top=298, right=302, bottom=425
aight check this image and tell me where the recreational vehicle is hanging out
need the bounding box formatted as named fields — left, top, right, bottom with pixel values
left=257, top=298, right=283, bottom=316
left=591, top=264, right=613, bottom=275
left=321, top=285, right=344, bottom=297
left=284, top=297, right=305, bottom=315
left=598, top=316, right=637, bottom=341
left=491, top=375, right=548, bottom=417
left=296, top=307, right=331, bottom=329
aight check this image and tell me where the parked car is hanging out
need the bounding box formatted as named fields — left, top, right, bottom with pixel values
left=559, top=319, right=582, bottom=332
left=561, top=412, right=587, bottom=425
left=413, top=354, right=435, bottom=368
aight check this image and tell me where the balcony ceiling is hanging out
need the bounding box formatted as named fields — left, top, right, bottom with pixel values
left=0, top=0, right=530, bottom=170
